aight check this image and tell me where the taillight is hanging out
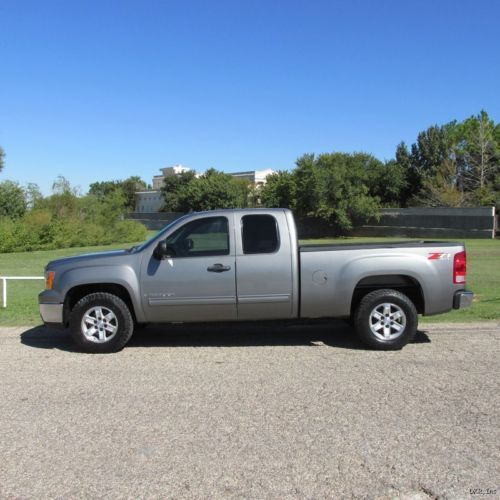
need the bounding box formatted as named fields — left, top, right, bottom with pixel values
left=453, top=251, right=466, bottom=284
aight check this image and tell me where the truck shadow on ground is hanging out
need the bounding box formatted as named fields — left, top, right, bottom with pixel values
left=20, top=320, right=430, bottom=353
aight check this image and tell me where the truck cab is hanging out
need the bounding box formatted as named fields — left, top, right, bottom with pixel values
left=139, top=209, right=299, bottom=322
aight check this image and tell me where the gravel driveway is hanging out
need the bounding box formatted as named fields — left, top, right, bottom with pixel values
left=0, top=321, right=499, bottom=499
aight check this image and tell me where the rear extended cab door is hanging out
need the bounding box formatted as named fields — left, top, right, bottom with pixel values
left=234, top=210, right=296, bottom=320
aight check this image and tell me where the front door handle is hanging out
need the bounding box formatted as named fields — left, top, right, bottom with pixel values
left=207, top=263, right=231, bottom=273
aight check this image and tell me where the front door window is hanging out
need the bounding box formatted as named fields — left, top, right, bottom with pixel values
left=166, top=216, right=229, bottom=257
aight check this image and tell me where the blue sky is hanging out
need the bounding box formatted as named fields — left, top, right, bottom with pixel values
left=1, top=0, right=499, bottom=194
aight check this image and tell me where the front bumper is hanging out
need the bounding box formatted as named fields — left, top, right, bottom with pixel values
left=453, top=291, right=474, bottom=309
left=39, top=303, right=64, bottom=324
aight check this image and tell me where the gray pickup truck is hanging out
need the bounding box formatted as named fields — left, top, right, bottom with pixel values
left=39, top=208, right=473, bottom=353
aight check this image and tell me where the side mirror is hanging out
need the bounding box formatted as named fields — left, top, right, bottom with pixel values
left=153, top=240, right=168, bottom=260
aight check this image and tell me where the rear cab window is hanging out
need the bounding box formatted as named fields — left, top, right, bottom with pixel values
left=241, top=214, right=279, bottom=254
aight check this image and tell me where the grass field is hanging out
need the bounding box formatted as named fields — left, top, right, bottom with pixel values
left=0, top=234, right=498, bottom=326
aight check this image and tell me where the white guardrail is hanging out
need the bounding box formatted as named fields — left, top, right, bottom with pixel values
left=1, top=276, right=44, bottom=308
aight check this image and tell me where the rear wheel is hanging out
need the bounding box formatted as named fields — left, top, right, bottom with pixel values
left=353, top=289, right=417, bottom=350
left=69, top=292, right=134, bottom=353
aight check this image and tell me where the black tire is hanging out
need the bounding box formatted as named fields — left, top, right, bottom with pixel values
left=353, top=289, right=418, bottom=350
left=69, top=292, right=134, bottom=353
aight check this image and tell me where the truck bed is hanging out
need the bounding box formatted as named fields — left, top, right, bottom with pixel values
left=298, top=239, right=466, bottom=319
left=299, top=240, right=463, bottom=252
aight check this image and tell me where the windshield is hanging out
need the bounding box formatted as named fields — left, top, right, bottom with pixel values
left=134, top=215, right=190, bottom=252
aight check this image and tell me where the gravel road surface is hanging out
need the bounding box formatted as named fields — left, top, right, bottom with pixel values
left=0, top=321, right=499, bottom=499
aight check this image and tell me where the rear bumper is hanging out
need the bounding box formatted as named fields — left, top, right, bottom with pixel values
left=39, top=303, right=64, bottom=324
left=453, top=291, right=474, bottom=309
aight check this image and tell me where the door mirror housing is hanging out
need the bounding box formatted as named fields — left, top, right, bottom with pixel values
left=153, top=240, right=168, bottom=260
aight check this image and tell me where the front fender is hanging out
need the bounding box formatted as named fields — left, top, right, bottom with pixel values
left=57, top=265, right=146, bottom=322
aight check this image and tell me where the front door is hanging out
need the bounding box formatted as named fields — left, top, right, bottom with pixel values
left=140, top=215, right=237, bottom=322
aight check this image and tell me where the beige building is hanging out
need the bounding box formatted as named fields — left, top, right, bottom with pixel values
left=229, top=169, right=275, bottom=187
left=135, top=165, right=275, bottom=213
left=134, top=190, right=164, bottom=213
left=135, top=164, right=191, bottom=213
left=152, top=164, right=192, bottom=190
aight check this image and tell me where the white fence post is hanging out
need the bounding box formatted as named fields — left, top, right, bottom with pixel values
left=2, top=278, right=6, bottom=308
left=0, top=277, right=45, bottom=309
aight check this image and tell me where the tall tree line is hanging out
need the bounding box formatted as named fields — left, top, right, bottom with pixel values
left=157, top=110, right=498, bottom=232
left=1, top=110, right=498, bottom=235
left=394, top=110, right=499, bottom=207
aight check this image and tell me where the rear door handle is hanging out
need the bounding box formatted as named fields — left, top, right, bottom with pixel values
left=207, top=263, right=231, bottom=273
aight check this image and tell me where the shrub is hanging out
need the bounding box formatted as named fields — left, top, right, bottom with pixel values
left=0, top=218, right=18, bottom=252
left=110, top=220, right=148, bottom=243
left=0, top=215, right=147, bottom=253
left=0, top=175, right=149, bottom=253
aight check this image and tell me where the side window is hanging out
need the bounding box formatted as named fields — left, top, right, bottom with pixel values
left=166, top=217, right=229, bottom=257
left=241, top=214, right=279, bottom=254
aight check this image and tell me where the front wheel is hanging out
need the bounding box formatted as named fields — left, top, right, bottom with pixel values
left=69, top=292, right=134, bottom=353
left=353, top=289, right=418, bottom=350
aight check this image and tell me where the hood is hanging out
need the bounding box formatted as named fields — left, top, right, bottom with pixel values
left=46, top=249, right=132, bottom=270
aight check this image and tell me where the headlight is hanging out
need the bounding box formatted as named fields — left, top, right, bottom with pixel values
left=45, top=271, right=55, bottom=290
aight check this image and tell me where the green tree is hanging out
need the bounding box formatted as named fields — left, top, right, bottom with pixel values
left=260, top=171, right=296, bottom=209
left=162, top=169, right=250, bottom=212
left=395, top=141, right=416, bottom=205
left=345, top=152, right=408, bottom=207
left=293, top=154, right=318, bottom=216
left=52, top=175, right=79, bottom=196
left=457, top=110, right=499, bottom=202
left=161, top=170, right=197, bottom=211
left=0, top=180, right=27, bottom=219
left=182, top=169, right=248, bottom=211
left=37, top=176, right=79, bottom=218
left=25, top=182, right=43, bottom=209
left=293, top=153, right=380, bottom=231
left=394, top=111, right=500, bottom=207
left=394, top=123, right=460, bottom=204
left=410, top=122, right=458, bottom=176
left=366, top=159, right=408, bottom=207
left=121, top=176, right=148, bottom=210
left=88, top=180, right=119, bottom=200
left=413, top=159, right=467, bottom=207
left=89, top=176, right=148, bottom=211
left=0, top=146, right=5, bottom=172
left=79, top=189, right=127, bottom=224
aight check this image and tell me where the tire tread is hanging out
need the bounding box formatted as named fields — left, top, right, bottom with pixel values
left=69, top=292, right=134, bottom=353
left=354, top=288, right=418, bottom=350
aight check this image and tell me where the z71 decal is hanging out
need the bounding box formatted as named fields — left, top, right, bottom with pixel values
left=428, top=252, right=451, bottom=260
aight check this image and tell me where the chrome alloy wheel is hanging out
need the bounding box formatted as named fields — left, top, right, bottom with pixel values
left=81, top=306, right=119, bottom=343
left=369, top=302, right=406, bottom=340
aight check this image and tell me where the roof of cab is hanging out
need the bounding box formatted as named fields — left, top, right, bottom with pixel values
left=190, top=207, right=292, bottom=216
